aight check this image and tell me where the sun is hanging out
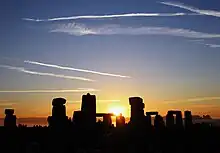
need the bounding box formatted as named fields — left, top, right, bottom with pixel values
left=109, top=106, right=124, bottom=116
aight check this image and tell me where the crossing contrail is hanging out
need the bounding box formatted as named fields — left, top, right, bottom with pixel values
left=22, top=12, right=197, bottom=22
left=160, top=1, right=220, bottom=18
left=0, top=65, right=95, bottom=82
left=24, top=60, right=131, bottom=78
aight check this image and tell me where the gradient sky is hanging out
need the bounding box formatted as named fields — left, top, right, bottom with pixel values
left=0, top=0, right=220, bottom=118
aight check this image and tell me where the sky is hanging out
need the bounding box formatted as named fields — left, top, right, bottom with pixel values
left=0, top=0, right=220, bottom=119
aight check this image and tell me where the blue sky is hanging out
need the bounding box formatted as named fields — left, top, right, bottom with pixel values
left=0, top=0, right=220, bottom=118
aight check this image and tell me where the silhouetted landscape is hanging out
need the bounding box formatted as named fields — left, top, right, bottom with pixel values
left=1, top=93, right=220, bottom=153
left=1, top=0, right=220, bottom=153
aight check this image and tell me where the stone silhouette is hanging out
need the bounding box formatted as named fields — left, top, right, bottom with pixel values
left=4, top=109, right=16, bottom=127
left=47, top=98, right=68, bottom=128
left=129, top=97, right=145, bottom=126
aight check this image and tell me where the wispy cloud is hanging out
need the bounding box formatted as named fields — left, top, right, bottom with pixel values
left=187, top=39, right=220, bottom=48
left=164, top=97, right=220, bottom=104
left=0, top=103, right=17, bottom=106
left=0, top=88, right=99, bottom=93
left=68, top=99, right=120, bottom=104
left=160, top=1, right=220, bottom=17
left=187, top=39, right=205, bottom=42
left=22, top=12, right=196, bottom=22
left=204, top=43, right=220, bottom=48
left=50, top=22, right=220, bottom=39
left=97, top=99, right=121, bottom=102
left=0, top=65, right=94, bottom=82
left=24, top=60, right=131, bottom=78
left=0, top=101, right=17, bottom=108
left=190, top=104, right=217, bottom=109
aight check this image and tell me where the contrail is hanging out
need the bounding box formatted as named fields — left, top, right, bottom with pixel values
left=0, top=65, right=95, bottom=82
left=22, top=12, right=197, bottom=22
left=160, top=1, right=220, bottom=17
left=0, top=88, right=99, bottom=93
left=24, top=60, right=131, bottom=78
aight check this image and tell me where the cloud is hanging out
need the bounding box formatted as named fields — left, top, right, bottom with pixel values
left=68, top=99, right=120, bottom=104
left=190, top=104, right=217, bottom=109
left=0, top=88, right=99, bottom=93
left=24, top=60, right=131, bottom=78
left=96, top=99, right=121, bottom=102
left=160, top=1, right=220, bottom=18
left=0, top=103, right=16, bottom=106
left=0, top=101, right=17, bottom=108
left=164, top=97, right=220, bottom=104
left=22, top=12, right=195, bottom=22
left=50, top=22, right=220, bottom=39
left=187, top=39, right=205, bottom=42
left=187, top=39, right=220, bottom=48
left=0, top=65, right=94, bottom=82
left=204, top=43, right=220, bottom=48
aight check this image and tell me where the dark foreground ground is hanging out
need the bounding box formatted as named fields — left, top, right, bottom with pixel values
left=1, top=124, right=220, bottom=153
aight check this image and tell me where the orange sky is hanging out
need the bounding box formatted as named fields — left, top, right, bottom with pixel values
left=1, top=93, right=220, bottom=119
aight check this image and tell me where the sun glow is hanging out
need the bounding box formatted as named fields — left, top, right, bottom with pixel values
left=109, top=106, right=125, bottom=116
